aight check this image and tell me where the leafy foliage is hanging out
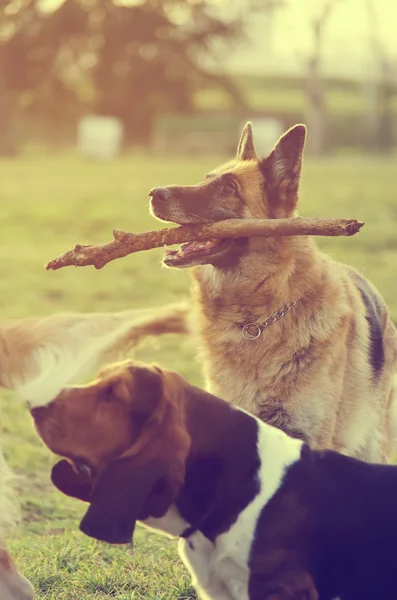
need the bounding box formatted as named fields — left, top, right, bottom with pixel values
left=1, top=0, right=245, bottom=143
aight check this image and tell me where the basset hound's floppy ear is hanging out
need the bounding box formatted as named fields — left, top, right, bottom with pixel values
left=51, top=364, right=191, bottom=546
left=79, top=455, right=174, bottom=544
left=79, top=366, right=191, bottom=545
left=128, top=362, right=164, bottom=415
left=100, top=360, right=164, bottom=417
left=51, top=460, right=93, bottom=502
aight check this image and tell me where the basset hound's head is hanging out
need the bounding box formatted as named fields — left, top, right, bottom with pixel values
left=30, top=360, right=191, bottom=545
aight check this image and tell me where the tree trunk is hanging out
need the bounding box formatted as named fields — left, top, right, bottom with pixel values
left=305, top=56, right=327, bottom=156
left=0, top=49, right=17, bottom=156
left=376, top=61, right=393, bottom=154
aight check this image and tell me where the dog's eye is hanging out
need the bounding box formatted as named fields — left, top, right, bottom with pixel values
left=74, top=459, right=94, bottom=480
left=223, top=184, right=235, bottom=195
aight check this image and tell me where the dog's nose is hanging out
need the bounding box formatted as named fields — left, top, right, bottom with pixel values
left=149, top=187, right=171, bottom=202
left=30, top=405, right=48, bottom=421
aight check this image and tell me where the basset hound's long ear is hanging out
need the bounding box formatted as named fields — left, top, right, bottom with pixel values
left=79, top=455, right=175, bottom=544
left=51, top=460, right=92, bottom=502
left=79, top=365, right=191, bottom=545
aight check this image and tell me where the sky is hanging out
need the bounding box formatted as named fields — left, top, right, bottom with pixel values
left=208, top=0, right=397, bottom=78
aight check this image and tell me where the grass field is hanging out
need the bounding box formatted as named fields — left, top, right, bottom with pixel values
left=1, top=150, right=397, bottom=599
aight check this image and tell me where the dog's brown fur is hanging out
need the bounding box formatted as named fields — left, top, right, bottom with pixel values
left=31, top=360, right=190, bottom=479
left=150, top=123, right=397, bottom=463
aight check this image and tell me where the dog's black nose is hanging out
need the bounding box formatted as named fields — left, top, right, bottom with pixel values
left=149, top=187, right=171, bottom=202
left=30, top=405, right=48, bottom=421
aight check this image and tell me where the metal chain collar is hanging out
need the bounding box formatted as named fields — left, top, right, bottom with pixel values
left=236, top=296, right=301, bottom=341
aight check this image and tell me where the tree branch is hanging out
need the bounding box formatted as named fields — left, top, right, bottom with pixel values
left=45, top=217, right=364, bottom=271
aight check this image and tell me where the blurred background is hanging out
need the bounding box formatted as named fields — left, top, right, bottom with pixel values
left=1, top=0, right=397, bottom=157
left=1, top=2, right=397, bottom=598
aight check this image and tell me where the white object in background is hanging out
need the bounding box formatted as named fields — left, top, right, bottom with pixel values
left=77, top=115, right=124, bottom=160
left=241, top=118, right=283, bottom=156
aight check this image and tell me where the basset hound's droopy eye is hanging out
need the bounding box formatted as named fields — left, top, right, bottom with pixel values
left=74, top=459, right=95, bottom=480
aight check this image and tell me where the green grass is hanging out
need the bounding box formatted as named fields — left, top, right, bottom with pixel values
left=1, top=150, right=397, bottom=598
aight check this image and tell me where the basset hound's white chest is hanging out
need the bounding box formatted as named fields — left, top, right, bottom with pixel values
left=177, top=423, right=303, bottom=600
left=144, top=504, right=253, bottom=600
left=178, top=530, right=249, bottom=600
left=143, top=422, right=303, bottom=600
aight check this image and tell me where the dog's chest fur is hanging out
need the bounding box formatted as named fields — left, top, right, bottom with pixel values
left=191, top=256, right=397, bottom=461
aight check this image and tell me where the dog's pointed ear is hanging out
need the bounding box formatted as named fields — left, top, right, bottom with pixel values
left=79, top=456, right=174, bottom=545
left=236, top=122, right=257, bottom=161
left=261, top=124, right=306, bottom=217
left=51, top=460, right=93, bottom=502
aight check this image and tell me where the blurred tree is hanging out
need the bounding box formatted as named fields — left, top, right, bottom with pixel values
left=91, top=0, right=245, bottom=140
left=1, top=0, right=90, bottom=151
left=0, top=45, right=17, bottom=155
left=363, top=0, right=396, bottom=154
left=0, top=0, right=248, bottom=147
left=304, top=0, right=346, bottom=156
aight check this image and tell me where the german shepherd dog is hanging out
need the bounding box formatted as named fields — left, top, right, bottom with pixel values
left=149, top=123, right=397, bottom=463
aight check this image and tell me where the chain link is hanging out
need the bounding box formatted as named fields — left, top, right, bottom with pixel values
left=236, top=296, right=301, bottom=341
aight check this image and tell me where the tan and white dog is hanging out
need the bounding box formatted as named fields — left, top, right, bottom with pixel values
left=150, top=123, right=397, bottom=463
left=0, top=302, right=188, bottom=404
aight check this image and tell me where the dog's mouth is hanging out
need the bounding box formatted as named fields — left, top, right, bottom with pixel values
left=163, top=238, right=233, bottom=268
left=150, top=202, right=237, bottom=267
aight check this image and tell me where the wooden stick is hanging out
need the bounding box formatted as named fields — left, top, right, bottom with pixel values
left=45, top=217, right=364, bottom=271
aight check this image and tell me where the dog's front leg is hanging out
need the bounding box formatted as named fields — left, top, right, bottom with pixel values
left=178, top=537, right=236, bottom=600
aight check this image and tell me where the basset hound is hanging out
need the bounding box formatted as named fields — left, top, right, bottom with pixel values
left=31, top=360, right=397, bottom=600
